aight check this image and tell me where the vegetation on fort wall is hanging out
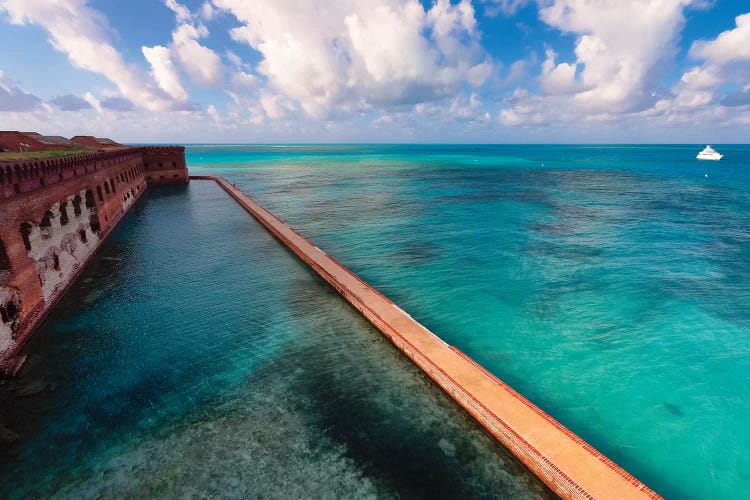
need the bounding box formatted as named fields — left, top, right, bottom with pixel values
left=0, top=149, right=94, bottom=162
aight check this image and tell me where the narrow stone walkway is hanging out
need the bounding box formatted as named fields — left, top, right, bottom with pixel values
left=193, top=175, right=661, bottom=500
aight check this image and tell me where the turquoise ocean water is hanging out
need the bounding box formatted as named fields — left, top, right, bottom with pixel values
left=0, top=177, right=549, bottom=498
left=3, top=144, right=750, bottom=498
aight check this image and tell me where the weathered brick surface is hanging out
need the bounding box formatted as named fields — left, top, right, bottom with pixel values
left=0, top=147, right=187, bottom=373
left=143, top=146, right=190, bottom=185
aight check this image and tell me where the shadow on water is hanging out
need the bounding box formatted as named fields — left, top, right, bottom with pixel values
left=146, top=183, right=190, bottom=198
left=280, top=282, right=553, bottom=499
left=0, top=181, right=553, bottom=499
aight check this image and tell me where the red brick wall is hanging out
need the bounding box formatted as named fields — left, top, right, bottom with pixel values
left=143, top=146, right=189, bottom=185
left=0, top=146, right=188, bottom=373
left=0, top=149, right=145, bottom=200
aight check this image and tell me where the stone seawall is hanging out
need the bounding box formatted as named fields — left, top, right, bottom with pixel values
left=196, top=175, right=662, bottom=500
left=0, top=147, right=187, bottom=374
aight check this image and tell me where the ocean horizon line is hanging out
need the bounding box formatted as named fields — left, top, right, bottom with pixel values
left=130, top=142, right=750, bottom=147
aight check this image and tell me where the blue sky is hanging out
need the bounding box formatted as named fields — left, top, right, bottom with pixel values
left=1, top=0, right=749, bottom=143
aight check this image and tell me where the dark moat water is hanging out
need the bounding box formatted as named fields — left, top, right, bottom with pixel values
left=0, top=181, right=550, bottom=499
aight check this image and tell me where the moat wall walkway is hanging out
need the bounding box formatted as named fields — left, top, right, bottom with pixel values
left=194, top=175, right=662, bottom=500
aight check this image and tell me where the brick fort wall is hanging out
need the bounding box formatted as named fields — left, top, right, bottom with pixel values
left=0, top=146, right=187, bottom=374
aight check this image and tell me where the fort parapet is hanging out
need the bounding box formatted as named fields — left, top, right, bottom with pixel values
left=0, top=145, right=188, bottom=373
left=143, top=146, right=190, bottom=185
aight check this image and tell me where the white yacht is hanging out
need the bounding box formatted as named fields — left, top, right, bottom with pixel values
left=696, top=145, right=722, bottom=160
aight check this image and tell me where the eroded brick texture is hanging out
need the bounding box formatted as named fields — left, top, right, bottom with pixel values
left=0, top=146, right=187, bottom=373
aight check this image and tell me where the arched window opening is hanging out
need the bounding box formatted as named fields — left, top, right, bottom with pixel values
left=53, top=254, right=60, bottom=271
left=0, top=238, right=11, bottom=274
left=6, top=301, right=18, bottom=321
left=104, top=182, right=110, bottom=194
left=79, top=229, right=88, bottom=243
left=96, top=186, right=103, bottom=203
left=40, top=210, right=54, bottom=239
left=90, top=214, right=101, bottom=233
left=59, top=202, right=69, bottom=226
left=40, top=211, right=53, bottom=227
left=172, top=162, right=176, bottom=167
left=20, top=222, right=32, bottom=251
left=73, top=195, right=82, bottom=216
left=158, top=162, right=163, bottom=168
left=86, top=190, right=96, bottom=208
left=110, top=179, right=116, bottom=193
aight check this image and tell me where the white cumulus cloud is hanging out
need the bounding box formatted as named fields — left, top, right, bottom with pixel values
left=661, top=10, right=750, bottom=114
left=501, top=0, right=701, bottom=127
left=172, top=23, right=223, bottom=87
left=540, top=48, right=583, bottom=95
left=691, top=12, right=750, bottom=63
left=538, top=0, right=694, bottom=112
left=142, top=45, right=189, bottom=101
left=165, top=0, right=191, bottom=23
left=0, top=0, right=188, bottom=111
left=212, top=0, right=492, bottom=118
left=141, top=0, right=225, bottom=106
left=144, top=1, right=224, bottom=89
